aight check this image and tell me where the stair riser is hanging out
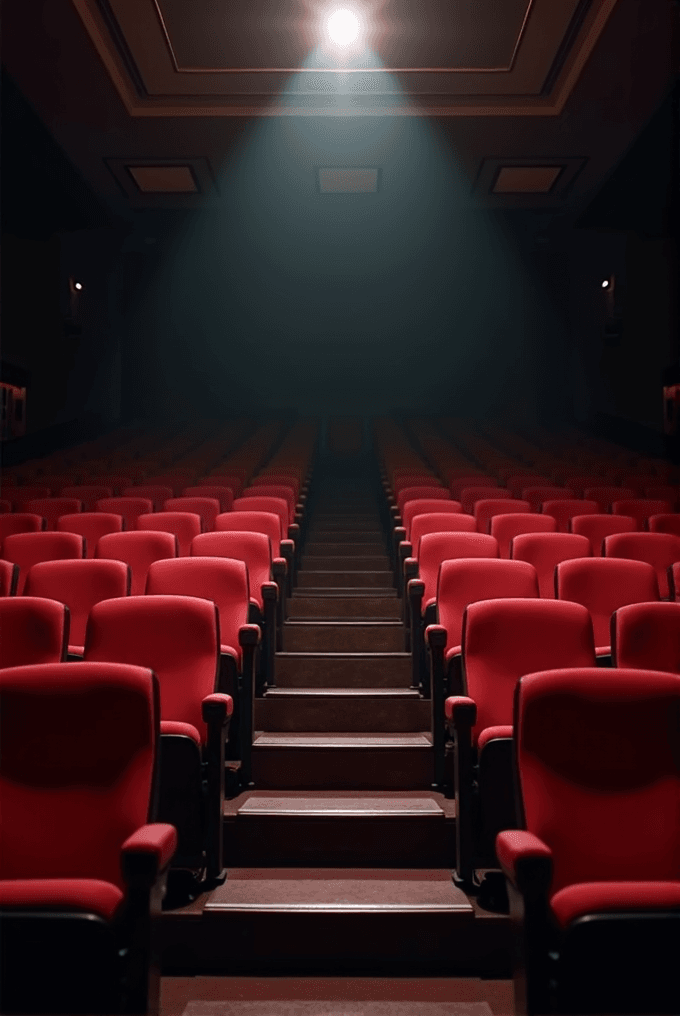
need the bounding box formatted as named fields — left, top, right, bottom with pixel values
left=274, top=654, right=412, bottom=686
left=255, top=697, right=430, bottom=732
left=251, top=747, right=433, bottom=789
left=306, top=532, right=385, bottom=543
left=287, top=597, right=401, bottom=619
left=283, top=624, right=404, bottom=652
left=298, top=571, right=395, bottom=589
left=304, top=543, right=386, bottom=556
left=224, top=815, right=453, bottom=867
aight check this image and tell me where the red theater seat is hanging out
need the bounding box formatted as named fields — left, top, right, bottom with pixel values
left=57, top=512, right=123, bottom=557
left=612, top=601, right=680, bottom=673
left=442, top=599, right=595, bottom=885
left=511, top=532, right=591, bottom=598
left=136, top=511, right=202, bottom=556
left=2, top=531, right=85, bottom=595
left=24, top=558, right=130, bottom=656
left=0, top=560, right=19, bottom=596
left=604, top=531, right=680, bottom=599
left=569, top=512, right=637, bottom=555
left=584, top=486, right=637, bottom=512
left=97, top=497, right=154, bottom=530
left=556, top=556, right=660, bottom=657
left=224, top=506, right=295, bottom=593
left=497, top=667, right=680, bottom=1016
left=25, top=498, right=83, bottom=531
left=182, top=485, right=234, bottom=512
left=649, top=513, right=680, bottom=538
left=490, top=512, right=556, bottom=558
left=0, top=661, right=176, bottom=1016
left=164, top=497, right=221, bottom=533
left=521, top=486, right=574, bottom=511
left=8, top=486, right=51, bottom=509
left=0, top=596, right=69, bottom=665
left=397, top=510, right=474, bottom=595
left=460, top=486, right=511, bottom=515
left=450, top=475, right=497, bottom=499
left=123, top=485, right=174, bottom=511
left=542, top=499, right=600, bottom=532
left=84, top=596, right=238, bottom=887
left=60, top=485, right=114, bottom=512
left=96, top=530, right=177, bottom=595
left=474, top=498, right=532, bottom=535
left=611, top=498, right=674, bottom=529
left=0, top=513, right=44, bottom=547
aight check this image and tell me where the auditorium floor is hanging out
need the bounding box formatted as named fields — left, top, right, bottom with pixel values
left=159, top=975, right=515, bottom=1016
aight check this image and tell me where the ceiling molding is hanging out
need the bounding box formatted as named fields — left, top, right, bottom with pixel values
left=73, top=0, right=620, bottom=117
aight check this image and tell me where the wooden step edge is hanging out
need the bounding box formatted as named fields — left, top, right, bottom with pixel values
left=264, top=687, right=420, bottom=697
left=252, top=732, right=433, bottom=747
left=276, top=652, right=410, bottom=660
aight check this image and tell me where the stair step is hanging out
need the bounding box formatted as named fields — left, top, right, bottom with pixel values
left=304, top=542, right=386, bottom=555
left=251, top=731, right=433, bottom=788
left=224, top=791, right=453, bottom=866
left=287, top=596, right=401, bottom=619
left=283, top=621, right=404, bottom=652
left=300, top=555, right=390, bottom=571
left=298, top=571, right=395, bottom=589
left=274, top=652, right=412, bottom=687
left=293, top=587, right=398, bottom=597
left=307, top=531, right=385, bottom=543
left=256, top=688, right=429, bottom=731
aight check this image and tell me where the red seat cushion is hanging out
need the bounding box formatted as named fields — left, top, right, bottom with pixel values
left=0, top=878, right=124, bottom=922
left=551, top=881, right=680, bottom=929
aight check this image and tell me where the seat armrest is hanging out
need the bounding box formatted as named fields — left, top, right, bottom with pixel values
left=239, top=623, right=261, bottom=647
left=202, top=692, right=234, bottom=724
left=425, top=623, right=447, bottom=649
left=272, top=557, right=287, bottom=575
left=121, top=823, right=177, bottom=881
left=261, top=580, right=278, bottom=602
left=287, top=523, right=300, bottom=541
left=444, top=694, right=477, bottom=729
left=496, top=830, right=553, bottom=894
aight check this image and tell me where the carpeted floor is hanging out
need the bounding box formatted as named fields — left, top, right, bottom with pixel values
left=182, top=1004, right=494, bottom=1016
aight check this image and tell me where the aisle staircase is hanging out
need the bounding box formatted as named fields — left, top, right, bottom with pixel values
left=160, top=453, right=509, bottom=976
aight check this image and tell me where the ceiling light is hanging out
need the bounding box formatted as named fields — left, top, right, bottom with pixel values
left=601, top=279, right=610, bottom=289
left=74, top=282, right=83, bottom=291
left=328, top=9, right=359, bottom=45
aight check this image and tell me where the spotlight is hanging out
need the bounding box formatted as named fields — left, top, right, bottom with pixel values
left=328, top=8, right=359, bottom=45
left=601, top=279, right=610, bottom=290
left=74, top=281, right=83, bottom=291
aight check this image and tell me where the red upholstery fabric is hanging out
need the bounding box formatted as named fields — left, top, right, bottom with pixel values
left=123, top=485, right=174, bottom=511
left=515, top=668, right=680, bottom=898
left=242, top=486, right=296, bottom=524
left=393, top=475, right=443, bottom=497
left=0, top=513, right=44, bottom=544
left=551, top=881, right=680, bottom=929
left=96, top=530, right=177, bottom=595
left=584, top=487, right=637, bottom=512
left=192, top=530, right=272, bottom=612
left=408, top=512, right=477, bottom=554
left=542, top=499, right=601, bottom=533
left=141, top=475, right=196, bottom=496
left=0, top=879, right=124, bottom=922
left=251, top=474, right=300, bottom=498
left=522, top=486, right=574, bottom=511
left=25, top=498, right=83, bottom=531
left=649, top=514, right=680, bottom=538
left=496, top=829, right=552, bottom=879
left=0, top=661, right=158, bottom=891
left=645, top=486, right=679, bottom=510
left=396, top=486, right=449, bottom=516
left=0, top=500, right=11, bottom=513
left=570, top=513, right=637, bottom=555
left=450, top=476, right=497, bottom=499
left=216, top=510, right=283, bottom=556
left=511, top=532, right=591, bottom=597
left=24, top=559, right=130, bottom=652
left=120, top=822, right=178, bottom=871
left=462, top=598, right=595, bottom=744
left=8, top=486, right=51, bottom=509
left=490, top=512, right=556, bottom=558
left=460, top=486, right=511, bottom=515
left=612, top=601, right=680, bottom=672
left=201, top=474, right=243, bottom=497
left=60, top=486, right=114, bottom=512
left=0, top=559, right=19, bottom=596
left=88, top=475, right=133, bottom=496
left=164, top=497, right=221, bottom=533
left=97, top=497, right=154, bottom=531
left=437, top=558, right=539, bottom=657
left=159, top=719, right=202, bottom=745
left=182, top=485, right=234, bottom=512
left=506, top=475, right=552, bottom=498
left=604, top=532, right=680, bottom=599
left=417, top=532, right=499, bottom=610
left=56, top=512, right=123, bottom=558
left=477, top=725, right=514, bottom=752
left=2, top=531, right=85, bottom=595
left=401, top=499, right=463, bottom=539
left=84, top=595, right=220, bottom=745
left=145, top=557, right=249, bottom=664
left=474, top=498, right=532, bottom=535
left=611, top=499, right=674, bottom=529
left=556, top=557, right=660, bottom=653
left=136, top=511, right=201, bottom=556
left=232, top=497, right=288, bottom=539
left=0, top=596, right=68, bottom=666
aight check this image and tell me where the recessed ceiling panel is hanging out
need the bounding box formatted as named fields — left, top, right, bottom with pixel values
left=128, top=164, right=198, bottom=192
left=493, top=165, right=562, bottom=193
left=156, top=0, right=531, bottom=71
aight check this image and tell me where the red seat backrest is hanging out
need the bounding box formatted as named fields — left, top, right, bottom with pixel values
left=397, top=486, right=449, bottom=515
left=450, top=476, right=497, bottom=499
left=462, top=598, right=595, bottom=745
left=95, top=530, right=177, bottom=595
left=0, top=513, right=44, bottom=545
left=2, top=531, right=85, bottom=594
left=136, top=511, right=201, bottom=556
left=521, top=486, right=575, bottom=512
left=584, top=486, right=637, bottom=512
left=0, top=560, right=19, bottom=596
left=604, top=532, right=680, bottom=599
left=417, top=532, right=499, bottom=608
left=0, top=596, right=69, bottom=666
left=60, top=486, right=114, bottom=512
left=182, top=486, right=234, bottom=512
left=612, top=601, right=680, bottom=672
left=474, top=498, right=532, bottom=534
left=611, top=499, right=674, bottom=529
left=214, top=510, right=283, bottom=557
left=25, top=498, right=83, bottom=531
left=401, top=499, right=463, bottom=539
left=437, top=558, right=539, bottom=656
left=232, top=498, right=288, bottom=539
left=569, top=513, right=637, bottom=555
left=648, top=514, right=680, bottom=538
left=409, top=512, right=477, bottom=551
left=57, top=512, right=123, bottom=558
left=511, top=532, right=592, bottom=598
left=490, top=512, right=556, bottom=558
left=84, top=595, right=219, bottom=744
left=460, top=487, right=511, bottom=515
left=241, top=486, right=295, bottom=524
left=24, top=559, right=130, bottom=651
left=556, top=557, right=660, bottom=652
left=191, top=530, right=272, bottom=612
left=164, top=497, right=221, bottom=533
left=541, top=499, right=600, bottom=533
left=97, top=497, right=154, bottom=530
left=123, top=486, right=174, bottom=512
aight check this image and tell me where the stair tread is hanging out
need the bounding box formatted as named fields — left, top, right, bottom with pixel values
left=237, top=794, right=443, bottom=816
left=276, top=651, right=409, bottom=659
left=205, top=869, right=471, bottom=912
left=253, top=732, right=432, bottom=747
left=265, top=687, right=419, bottom=697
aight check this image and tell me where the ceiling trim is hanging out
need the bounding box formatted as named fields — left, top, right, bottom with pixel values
left=73, top=0, right=619, bottom=117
